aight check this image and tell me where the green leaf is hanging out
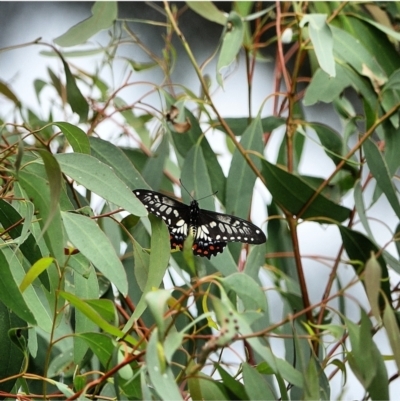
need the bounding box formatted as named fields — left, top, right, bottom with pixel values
left=188, top=372, right=228, bottom=400
left=35, top=149, right=62, bottom=236
left=332, top=25, right=387, bottom=88
left=304, top=65, right=351, bottom=106
left=0, top=301, right=27, bottom=395
left=89, top=137, right=149, bottom=189
left=217, top=11, right=244, bottom=86
left=0, top=80, right=20, bottom=107
left=242, top=362, right=276, bottom=400
left=129, top=214, right=170, bottom=321
left=181, top=145, right=214, bottom=210
left=261, top=159, right=351, bottom=222
left=146, top=329, right=183, bottom=400
left=208, top=247, right=238, bottom=276
left=54, top=1, right=118, bottom=47
left=77, top=332, right=116, bottom=368
left=0, top=251, right=36, bottom=325
left=171, top=108, right=226, bottom=203
left=59, top=291, right=136, bottom=345
left=133, top=239, right=150, bottom=291
left=383, top=300, right=400, bottom=373
left=346, top=311, right=389, bottom=399
left=18, top=170, right=65, bottom=263
left=364, top=253, right=382, bottom=321
left=216, top=365, right=249, bottom=400
left=226, top=116, right=263, bottom=219
left=308, top=122, right=357, bottom=174
left=59, top=56, right=89, bottom=122
left=19, top=257, right=54, bottom=293
left=61, top=211, right=128, bottom=296
left=220, top=273, right=267, bottom=311
left=353, top=180, right=374, bottom=239
left=300, top=14, right=335, bottom=77
left=0, top=199, right=43, bottom=266
left=2, top=246, right=53, bottom=332
left=216, top=116, right=285, bottom=137
left=339, top=226, right=392, bottom=307
left=85, top=299, right=118, bottom=325
left=126, top=58, right=158, bottom=72
left=74, top=264, right=99, bottom=364
left=54, top=153, right=147, bottom=217
left=243, top=244, right=265, bottom=282
left=145, top=290, right=172, bottom=339
left=186, top=1, right=227, bottom=25
left=142, top=135, right=169, bottom=191
left=53, top=122, right=90, bottom=154
left=303, top=358, right=320, bottom=401
left=363, top=138, right=400, bottom=218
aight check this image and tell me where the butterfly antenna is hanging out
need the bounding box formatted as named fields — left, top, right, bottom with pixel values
left=179, top=179, right=193, bottom=200
left=179, top=179, right=217, bottom=201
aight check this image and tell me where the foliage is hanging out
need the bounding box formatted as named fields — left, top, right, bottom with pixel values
left=1, top=1, right=400, bottom=399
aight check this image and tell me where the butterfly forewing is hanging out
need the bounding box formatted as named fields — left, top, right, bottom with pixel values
left=134, top=189, right=266, bottom=259
left=197, top=209, right=266, bottom=244
left=134, top=189, right=190, bottom=251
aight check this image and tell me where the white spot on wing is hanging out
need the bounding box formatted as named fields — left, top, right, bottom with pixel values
left=217, top=215, right=232, bottom=224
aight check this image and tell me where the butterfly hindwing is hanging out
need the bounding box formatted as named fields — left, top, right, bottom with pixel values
left=134, top=189, right=266, bottom=259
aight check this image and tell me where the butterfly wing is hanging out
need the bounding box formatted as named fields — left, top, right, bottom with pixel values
left=190, top=209, right=266, bottom=259
left=196, top=209, right=266, bottom=244
left=134, top=189, right=191, bottom=251
left=134, top=189, right=266, bottom=259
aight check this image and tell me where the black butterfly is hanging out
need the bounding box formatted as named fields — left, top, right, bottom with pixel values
left=134, top=189, right=266, bottom=259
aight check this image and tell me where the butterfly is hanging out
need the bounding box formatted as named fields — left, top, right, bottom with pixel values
left=134, top=189, right=266, bottom=259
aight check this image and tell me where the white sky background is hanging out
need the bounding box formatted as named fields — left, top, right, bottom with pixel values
left=1, top=2, right=399, bottom=399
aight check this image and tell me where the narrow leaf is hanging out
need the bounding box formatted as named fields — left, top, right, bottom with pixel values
left=383, top=300, right=400, bottom=373
left=130, top=214, right=170, bottom=320
left=261, top=159, right=351, bottom=222
left=54, top=153, right=147, bottom=217
left=363, top=138, right=400, bottom=218
left=89, top=137, right=149, bottom=189
left=54, top=1, right=118, bottom=47
left=0, top=251, right=36, bottom=324
left=364, top=252, right=382, bottom=321
left=339, top=226, right=392, bottom=306
left=19, top=257, right=54, bottom=293
left=0, top=199, right=43, bottom=265
left=217, top=11, right=244, bottom=86
left=18, top=170, right=65, bottom=263
left=60, top=55, right=89, bottom=122
left=226, top=116, right=263, bottom=219
left=59, top=291, right=136, bottom=345
left=53, top=122, right=90, bottom=154
left=146, top=329, right=183, bottom=400
left=186, top=1, right=227, bottom=25
left=300, top=14, right=335, bottom=77
left=36, top=149, right=62, bottom=236
left=242, top=362, right=276, bottom=400
left=181, top=145, right=214, bottom=210
left=221, top=273, right=267, bottom=311
left=61, top=211, right=128, bottom=295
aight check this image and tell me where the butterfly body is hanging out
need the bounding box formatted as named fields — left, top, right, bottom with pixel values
left=134, top=189, right=266, bottom=259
